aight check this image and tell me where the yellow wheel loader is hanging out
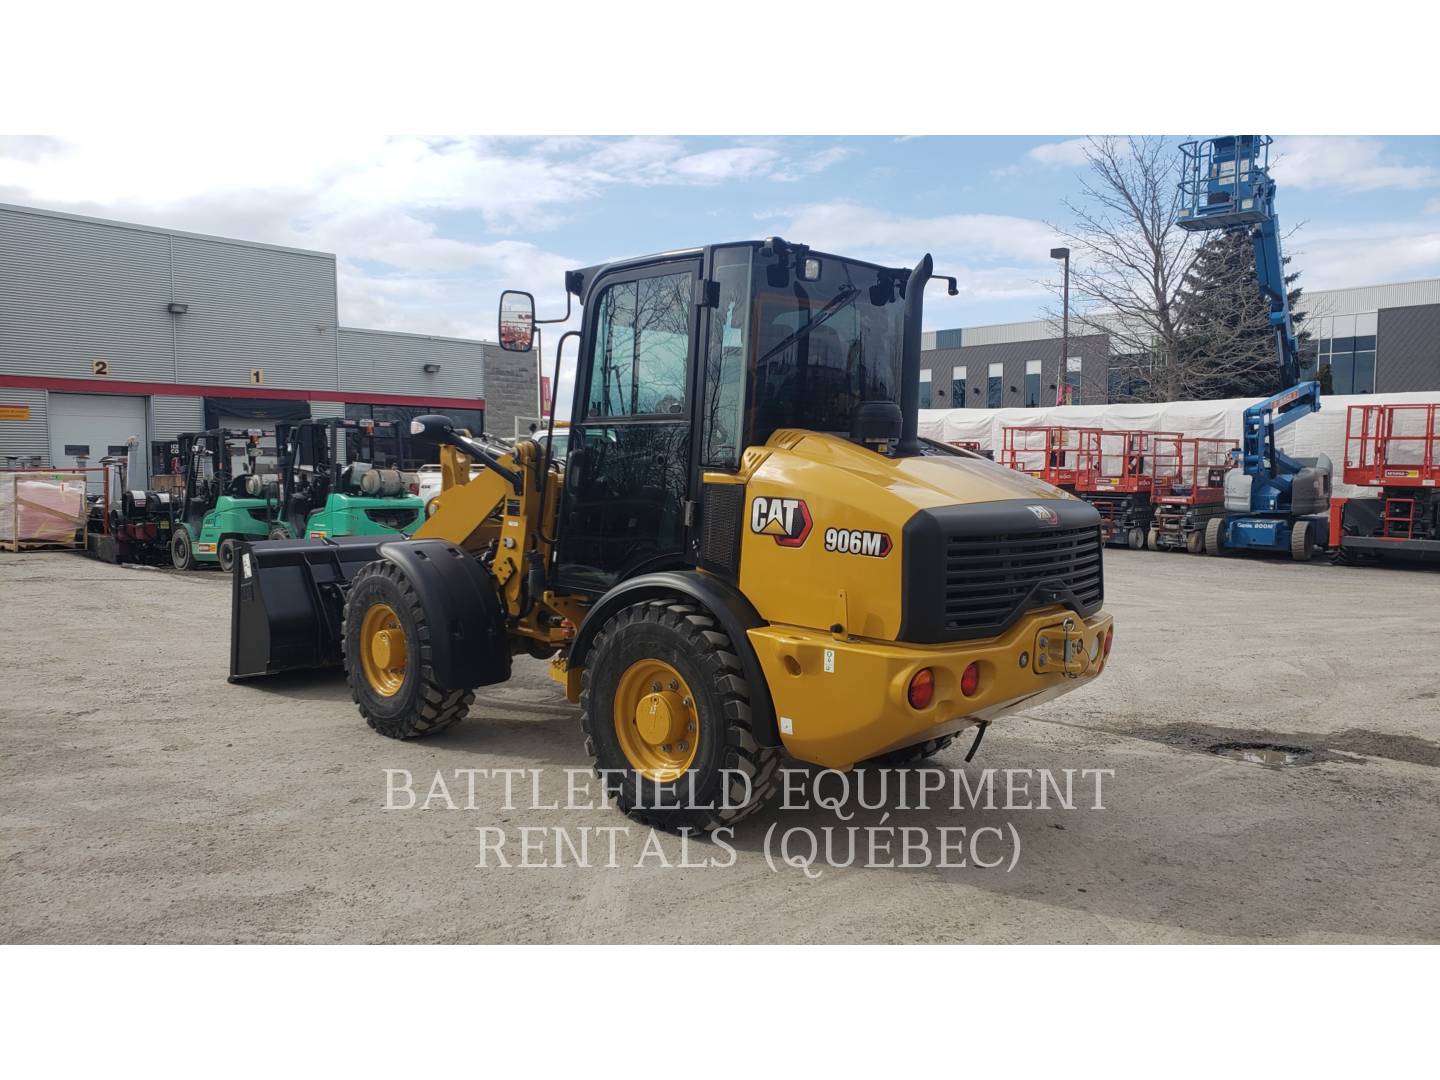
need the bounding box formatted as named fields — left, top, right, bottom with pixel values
left=230, top=238, right=1114, bottom=832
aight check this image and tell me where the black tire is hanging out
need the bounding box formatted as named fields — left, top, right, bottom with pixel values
left=266, top=524, right=289, bottom=540
left=863, top=734, right=957, bottom=767
left=1290, top=518, right=1314, bottom=562
left=1330, top=542, right=1355, bottom=566
left=1205, top=516, right=1226, bottom=556
left=581, top=599, right=780, bottom=834
left=343, top=560, right=475, bottom=739
left=218, top=538, right=238, bottom=573
left=171, top=528, right=197, bottom=571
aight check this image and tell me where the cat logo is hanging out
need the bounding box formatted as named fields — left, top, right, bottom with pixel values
left=1026, top=505, right=1059, bottom=525
left=750, top=496, right=813, bottom=547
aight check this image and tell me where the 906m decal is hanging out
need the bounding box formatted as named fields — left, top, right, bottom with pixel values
left=750, top=496, right=813, bottom=547
left=824, top=527, right=892, bottom=557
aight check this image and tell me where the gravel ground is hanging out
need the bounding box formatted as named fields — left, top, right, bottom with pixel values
left=2, top=547, right=1437, bottom=943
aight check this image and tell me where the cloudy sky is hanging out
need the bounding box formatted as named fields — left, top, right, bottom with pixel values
left=2, top=134, right=1437, bottom=342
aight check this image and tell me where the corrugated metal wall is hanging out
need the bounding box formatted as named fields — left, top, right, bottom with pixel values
left=150, top=395, right=205, bottom=438
left=173, top=236, right=338, bottom=389
left=338, top=328, right=487, bottom=398
left=0, top=388, right=50, bottom=463
left=1376, top=304, right=1440, bottom=393
left=1, top=206, right=175, bottom=381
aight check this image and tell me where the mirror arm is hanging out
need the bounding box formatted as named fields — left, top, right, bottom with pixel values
left=534, top=329, right=578, bottom=546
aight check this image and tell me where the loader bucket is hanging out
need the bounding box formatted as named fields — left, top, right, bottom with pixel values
left=228, top=535, right=388, bottom=680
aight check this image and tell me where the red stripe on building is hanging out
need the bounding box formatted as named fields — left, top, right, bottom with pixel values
left=0, top=374, right=484, bottom=410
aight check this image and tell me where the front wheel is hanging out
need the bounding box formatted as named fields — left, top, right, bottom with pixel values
left=581, top=599, right=779, bottom=833
left=1185, top=529, right=1205, bottom=555
left=343, top=560, right=474, bottom=739
left=1290, top=519, right=1315, bottom=562
left=1127, top=527, right=1145, bottom=549
left=171, top=528, right=197, bottom=571
left=1205, top=516, right=1227, bottom=556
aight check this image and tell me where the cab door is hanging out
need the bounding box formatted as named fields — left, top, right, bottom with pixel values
left=555, top=258, right=701, bottom=593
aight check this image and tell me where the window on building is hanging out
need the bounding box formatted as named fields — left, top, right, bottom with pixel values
left=919, top=369, right=932, bottom=408
left=986, top=362, right=1003, bottom=408
left=1062, top=356, right=1082, bottom=404
left=1024, top=359, right=1042, bottom=407
left=935, top=328, right=962, bottom=350
left=1302, top=312, right=1378, bottom=394
left=951, top=365, right=967, bottom=409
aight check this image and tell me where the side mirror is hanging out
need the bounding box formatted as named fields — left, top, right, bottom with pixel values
left=499, top=290, right=535, bottom=353
left=408, top=414, right=455, bottom=445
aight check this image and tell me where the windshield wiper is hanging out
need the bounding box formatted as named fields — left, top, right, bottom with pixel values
left=757, top=285, right=861, bottom=367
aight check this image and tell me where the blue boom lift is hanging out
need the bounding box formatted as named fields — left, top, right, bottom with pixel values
left=1176, top=135, right=1332, bottom=560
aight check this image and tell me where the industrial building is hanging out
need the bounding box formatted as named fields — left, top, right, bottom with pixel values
left=919, top=278, right=1440, bottom=408
left=0, top=202, right=539, bottom=485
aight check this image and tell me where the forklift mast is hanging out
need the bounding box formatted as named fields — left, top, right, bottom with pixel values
left=1177, top=135, right=1321, bottom=493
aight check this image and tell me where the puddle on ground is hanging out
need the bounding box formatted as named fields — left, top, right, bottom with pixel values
left=1208, top=742, right=1314, bottom=768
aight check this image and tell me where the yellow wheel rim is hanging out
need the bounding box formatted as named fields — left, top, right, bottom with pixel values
left=359, top=602, right=408, bottom=697
left=613, top=658, right=699, bottom=782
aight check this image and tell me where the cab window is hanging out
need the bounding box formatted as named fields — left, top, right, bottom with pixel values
left=587, top=272, right=692, bottom=417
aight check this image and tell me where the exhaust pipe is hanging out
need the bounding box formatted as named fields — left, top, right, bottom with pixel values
left=896, top=252, right=933, bottom=457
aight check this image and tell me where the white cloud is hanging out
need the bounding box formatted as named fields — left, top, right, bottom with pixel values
left=1025, top=138, right=1091, bottom=168
left=1289, top=222, right=1440, bottom=290
left=1271, top=136, right=1438, bottom=193
left=0, top=135, right=853, bottom=338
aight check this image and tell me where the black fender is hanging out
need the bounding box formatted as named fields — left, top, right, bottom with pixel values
left=570, top=570, right=780, bottom=747
left=378, top=539, right=511, bottom=690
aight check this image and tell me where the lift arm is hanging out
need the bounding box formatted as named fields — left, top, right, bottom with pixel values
left=1177, top=135, right=1319, bottom=487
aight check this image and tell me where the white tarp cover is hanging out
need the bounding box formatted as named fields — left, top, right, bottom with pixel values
left=918, top=391, right=1440, bottom=499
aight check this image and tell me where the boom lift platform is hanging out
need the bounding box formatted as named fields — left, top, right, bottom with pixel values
left=999, top=426, right=1096, bottom=490
left=229, top=238, right=1115, bottom=832
left=1330, top=403, right=1440, bottom=565
left=1073, top=429, right=1179, bottom=549
left=1146, top=436, right=1238, bottom=553
left=1177, top=136, right=1332, bottom=561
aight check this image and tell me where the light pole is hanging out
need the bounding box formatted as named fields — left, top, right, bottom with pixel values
left=1051, top=247, right=1070, bottom=405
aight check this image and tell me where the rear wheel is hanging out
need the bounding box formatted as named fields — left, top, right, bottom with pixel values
left=218, top=538, right=238, bottom=573
left=1290, top=519, right=1314, bottom=562
left=343, top=560, right=474, bottom=739
left=1146, top=528, right=1160, bottom=551
left=171, top=528, right=197, bottom=571
left=1185, top=529, right=1205, bottom=555
left=1127, top=527, right=1145, bottom=549
left=1205, top=516, right=1226, bottom=556
left=581, top=599, right=779, bottom=833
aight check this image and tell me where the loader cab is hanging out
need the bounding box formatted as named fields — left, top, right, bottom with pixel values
left=276, top=418, right=423, bottom=539
left=505, top=238, right=910, bottom=595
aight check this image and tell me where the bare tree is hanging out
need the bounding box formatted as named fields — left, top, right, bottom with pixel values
left=1046, top=136, right=1197, bottom=403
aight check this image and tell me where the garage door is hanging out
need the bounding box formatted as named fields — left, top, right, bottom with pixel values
left=48, top=393, right=149, bottom=492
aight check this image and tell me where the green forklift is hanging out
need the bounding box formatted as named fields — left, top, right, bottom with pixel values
left=275, top=417, right=425, bottom=541
left=171, top=428, right=286, bottom=572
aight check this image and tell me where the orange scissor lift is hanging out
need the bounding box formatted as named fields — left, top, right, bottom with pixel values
left=1071, top=429, right=1182, bottom=549
left=998, top=426, right=1097, bottom=491
left=1330, top=403, right=1440, bottom=566
left=1146, top=435, right=1239, bottom=553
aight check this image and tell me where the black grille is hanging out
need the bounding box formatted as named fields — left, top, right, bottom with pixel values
left=898, top=498, right=1106, bottom=644
left=699, top=483, right=744, bottom=577
left=943, top=525, right=1102, bottom=636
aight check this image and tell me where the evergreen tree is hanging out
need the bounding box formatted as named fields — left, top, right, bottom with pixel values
left=1173, top=229, right=1308, bottom=400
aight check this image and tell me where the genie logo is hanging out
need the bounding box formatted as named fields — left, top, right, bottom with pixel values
left=750, top=496, right=813, bottom=547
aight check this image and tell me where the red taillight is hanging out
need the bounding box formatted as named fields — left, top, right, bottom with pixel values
left=408, top=482, right=419, bottom=495
left=960, top=662, right=981, bottom=697
left=1103, top=628, right=1114, bottom=657
left=907, top=668, right=935, bottom=710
